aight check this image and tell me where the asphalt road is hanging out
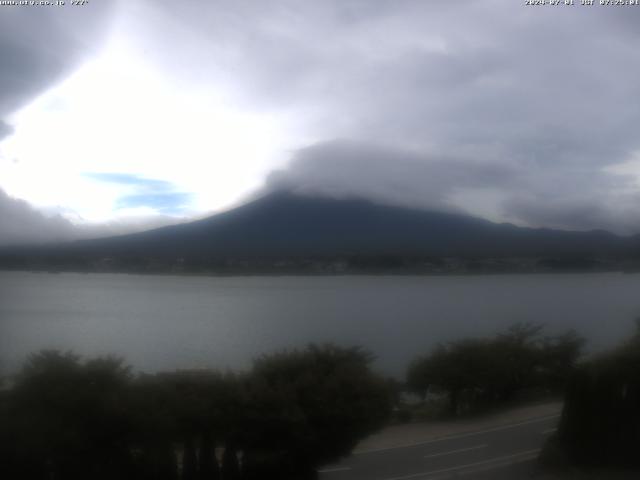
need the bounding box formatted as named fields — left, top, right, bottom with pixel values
left=318, top=413, right=559, bottom=480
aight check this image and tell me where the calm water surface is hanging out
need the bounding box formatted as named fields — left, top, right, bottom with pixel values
left=1, top=271, right=639, bottom=376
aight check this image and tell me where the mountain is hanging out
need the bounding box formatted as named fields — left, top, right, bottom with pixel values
left=1, top=192, right=638, bottom=272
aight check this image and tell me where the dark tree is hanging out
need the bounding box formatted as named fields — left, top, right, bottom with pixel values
left=183, top=437, right=198, bottom=480
left=539, top=329, right=585, bottom=393
left=407, top=324, right=584, bottom=416
left=198, top=432, right=220, bottom=480
left=8, top=351, right=134, bottom=480
left=221, top=442, right=241, bottom=480
left=1, top=345, right=391, bottom=480
left=242, top=344, right=391, bottom=479
left=551, top=323, right=640, bottom=468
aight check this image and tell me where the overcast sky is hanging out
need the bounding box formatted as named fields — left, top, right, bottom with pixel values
left=2, top=1, right=640, bottom=244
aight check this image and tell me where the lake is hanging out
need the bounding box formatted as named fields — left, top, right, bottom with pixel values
left=1, top=271, right=639, bottom=377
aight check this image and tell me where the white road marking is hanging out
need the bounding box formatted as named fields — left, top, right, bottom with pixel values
left=355, top=414, right=560, bottom=455
left=380, top=449, right=540, bottom=480
left=457, top=450, right=541, bottom=477
left=317, top=466, right=352, bottom=473
left=423, top=444, right=487, bottom=459
left=541, top=428, right=557, bottom=435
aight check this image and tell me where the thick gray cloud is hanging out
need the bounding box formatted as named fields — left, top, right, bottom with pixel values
left=0, top=4, right=115, bottom=119
left=266, top=139, right=640, bottom=234
left=0, top=187, right=181, bottom=246
left=266, top=139, right=518, bottom=213
left=0, top=4, right=116, bottom=244
left=4, top=1, right=640, bottom=239
left=129, top=1, right=640, bottom=232
left=0, top=188, right=76, bottom=245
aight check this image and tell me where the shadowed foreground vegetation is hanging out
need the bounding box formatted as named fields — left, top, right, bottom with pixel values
left=5, top=323, right=639, bottom=478
left=406, top=324, right=585, bottom=417
left=542, top=321, right=640, bottom=471
left=0, top=345, right=391, bottom=480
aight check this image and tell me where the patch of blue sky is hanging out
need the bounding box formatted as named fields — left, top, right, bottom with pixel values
left=115, top=193, right=193, bottom=215
left=84, top=172, right=173, bottom=191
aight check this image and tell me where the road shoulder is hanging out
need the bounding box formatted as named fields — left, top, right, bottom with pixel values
left=354, top=401, right=562, bottom=454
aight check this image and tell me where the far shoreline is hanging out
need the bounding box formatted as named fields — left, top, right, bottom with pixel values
left=1, top=266, right=636, bottom=280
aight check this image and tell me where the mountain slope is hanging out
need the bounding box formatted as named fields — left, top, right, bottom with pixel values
left=35, top=191, right=633, bottom=260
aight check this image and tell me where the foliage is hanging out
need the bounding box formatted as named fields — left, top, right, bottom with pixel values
left=241, top=344, right=391, bottom=478
left=553, top=322, right=640, bottom=468
left=0, top=344, right=390, bottom=480
left=4, top=351, right=134, bottom=480
left=407, top=323, right=584, bottom=416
